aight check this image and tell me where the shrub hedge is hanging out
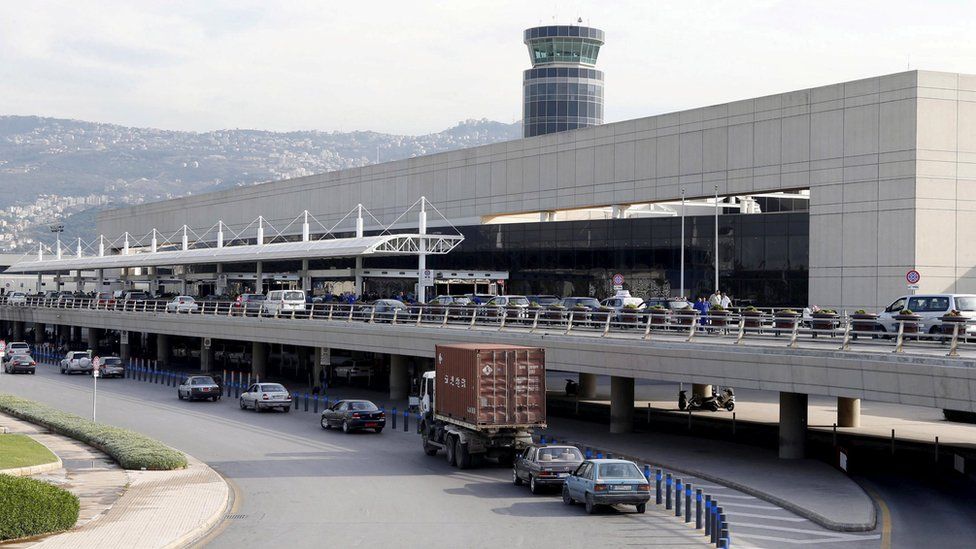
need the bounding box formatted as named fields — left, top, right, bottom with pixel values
left=0, top=395, right=186, bottom=470
left=0, top=475, right=79, bottom=541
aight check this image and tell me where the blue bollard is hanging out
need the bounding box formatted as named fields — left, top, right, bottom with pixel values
left=304, top=393, right=309, bottom=412
left=392, top=407, right=397, bottom=429
left=313, top=396, right=319, bottom=413
left=705, top=495, right=712, bottom=535
left=403, top=410, right=408, bottom=432
left=643, top=464, right=651, bottom=482
left=666, top=473, right=673, bottom=510
left=656, top=469, right=663, bottom=505
left=596, top=451, right=603, bottom=459
left=675, top=478, right=682, bottom=516
left=696, top=489, right=703, bottom=529
left=539, top=434, right=546, bottom=444
left=585, top=448, right=592, bottom=459
left=293, top=393, right=299, bottom=410
left=685, top=484, right=692, bottom=523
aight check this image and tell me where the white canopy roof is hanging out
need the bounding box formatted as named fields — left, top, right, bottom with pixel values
left=6, top=233, right=463, bottom=274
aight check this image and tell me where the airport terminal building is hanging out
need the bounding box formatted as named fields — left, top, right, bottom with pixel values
left=89, top=68, right=976, bottom=311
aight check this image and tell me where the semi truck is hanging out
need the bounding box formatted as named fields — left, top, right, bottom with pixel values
left=419, top=343, right=546, bottom=469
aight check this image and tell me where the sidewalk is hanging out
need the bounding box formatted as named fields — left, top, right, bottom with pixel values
left=0, top=414, right=230, bottom=549
left=542, top=415, right=877, bottom=532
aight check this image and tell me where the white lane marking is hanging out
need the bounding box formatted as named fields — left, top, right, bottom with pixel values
left=735, top=532, right=882, bottom=545
left=724, top=511, right=807, bottom=522
left=734, top=522, right=883, bottom=539
left=709, top=493, right=757, bottom=500
left=714, top=502, right=781, bottom=510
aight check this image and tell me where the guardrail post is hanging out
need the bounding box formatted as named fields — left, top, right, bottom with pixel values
left=839, top=317, right=852, bottom=350
left=686, top=318, right=697, bottom=342
left=947, top=322, right=962, bottom=357
left=893, top=320, right=905, bottom=353
left=391, top=308, right=399, bottom=325
left=440, top=307, right=450, bottom=327
left=666, top=473, right=672, bottom=510
left=675, top=478, right=683, bottom=516
left=655, top=468, right=662, bottom=505
left=642, top=313, right=653, bottom=340
left=327, top=305, right=334, bottom=321
left=704, top=495, right=712, bottom=535
left=530, top=309, right=540, bottom=333
left=565, top=311, right=575, bottom=335
left=696, top=489, right=703, bottom=529
left=787, top=317, right=800, bottom=349
left=368, top=307, right=375, bottom=323
left=601, top=313, right=612, bottom=337
left=347, top=306, right=354, bottom=322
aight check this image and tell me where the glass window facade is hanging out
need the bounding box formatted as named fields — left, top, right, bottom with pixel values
left=369, top=212, right=810, bottom=307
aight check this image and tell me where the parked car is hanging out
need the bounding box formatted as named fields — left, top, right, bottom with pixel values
left=165, top=296, right=199, bottom=313
left=640, top=297, right=693, bottom=311
left=239, top=383, right=292, bottom=412
left=262, top=290, right=306, bottom=315
left=95, top=292, right=115, bottom=307
left=178, top=375, right=222, bottom=401
left=97, top=356, right=125, bottom=378
left=60, top=351, right=93, bottom=375
left=4, top=341, right=31, bottom=362
left=427, top=295, right=472, bottom=306
left=43, top=290, right=59, bottom=299
left=233, top=293, right=267, bottom=316
left=486, top=295, right=530, bottom=308
left=320, top=399, right=386, bottom=433
left=601, top=291, right=645, bottom=320
left=562, top=459, right=651, bottom=514
left=526, top=295, right=561, bottom=307
left=4, top=354, right=36, bottom=374
left=513, top=444, right=585, bottom=494
left=123, top=290, right=152, bottom=302
left=7, top=292, right=27, bottom=305
left=371, top=299, right=408, bottom=321
left=560, top=297, right=602, bottom=310
left=464, top=293, right=495, bottom=305
left=876, top=294, right=976, bottom=335
left=55, top=291, right=75, bottom=305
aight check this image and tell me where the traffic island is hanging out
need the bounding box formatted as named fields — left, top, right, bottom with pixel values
left=0, top=433, right=61, bottom=476
left=0, top=394, right=186, bottom=470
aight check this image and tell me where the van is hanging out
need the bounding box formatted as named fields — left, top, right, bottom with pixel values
left=262, top=290, right=307, bottom=315
left=877, top=294, right=976, bottom=335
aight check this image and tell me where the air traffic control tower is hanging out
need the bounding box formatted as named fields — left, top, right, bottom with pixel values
left=522, top=24, right=605, bottom=137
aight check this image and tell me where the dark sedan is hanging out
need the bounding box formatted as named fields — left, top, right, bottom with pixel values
left=513, top=444, right=584, bottom=494
left=177, top=375, right=222, bottom=401
left=4, top=355, right=36, bottom=374
left=320, top=400, right=386, bottom=433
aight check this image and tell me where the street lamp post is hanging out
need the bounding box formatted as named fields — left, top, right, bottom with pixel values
left=680, top=188, right=685, bottom=299
left=713, top=186, right=719, bottom=293
left=49, top=223, right=65, bottom=292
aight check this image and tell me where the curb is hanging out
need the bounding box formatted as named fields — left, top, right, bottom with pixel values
left=561, top=437, right=877, bottom=533
left=161, top=454, right=232, bottom=549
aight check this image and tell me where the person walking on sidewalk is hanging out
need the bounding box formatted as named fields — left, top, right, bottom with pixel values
left=694, top=297, right=710, bottom=326
left=720, top=291, right=732, bottom=309
left=708, top=291, right=721, bottom=308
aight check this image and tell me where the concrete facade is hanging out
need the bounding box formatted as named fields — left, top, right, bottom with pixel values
left=95, top=70, right=976, bottom=311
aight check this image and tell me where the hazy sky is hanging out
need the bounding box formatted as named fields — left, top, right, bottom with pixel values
left=2, top=1, right=975, bottom=135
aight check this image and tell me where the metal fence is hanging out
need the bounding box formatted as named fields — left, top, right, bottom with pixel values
left=3, top=296, right=973, bottom=357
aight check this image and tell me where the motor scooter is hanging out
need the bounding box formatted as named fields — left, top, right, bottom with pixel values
left=565, top=378, right=579, bottom=397
left=678, top=387, right=735, bottom=412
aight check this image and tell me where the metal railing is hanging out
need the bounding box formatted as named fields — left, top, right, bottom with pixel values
left=2, top=296, right=973, bottom=358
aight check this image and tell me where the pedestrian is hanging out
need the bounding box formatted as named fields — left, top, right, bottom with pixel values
left=708, top=291, right=721, bottom=307
left=720, top=292, right=732, bottom=309
left=693, top=297, right=710, bottom=326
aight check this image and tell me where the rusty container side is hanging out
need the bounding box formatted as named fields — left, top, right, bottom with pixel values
left=434, top=343, right=545, bottom=429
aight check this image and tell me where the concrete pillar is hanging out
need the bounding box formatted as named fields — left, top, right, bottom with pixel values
left=156, top=333, right=171, bottom=366
left=200, top=337, right=214, bottom=373
left=12, top=321, right=24, bottom=341
left=120, top=339, right=131, bottom=363
left=36, top=273, right=42, bottom=293
left=779, top=392, right=808, bottom=459
left=97, top=268, right=104, bottom=290
left=390, top=354, right=410, bottom=400
left=34, top=323, right=45, bottom=345
left=70, top=325, right=81, bottom=344
left=256, top=261, right=263, bottom=294
left=692, top=383, right=712, bottom=399
left=251, top=341, right=268, bottom=379
left=578, top=373, right=598, bottom=398
left=837, top=397, right=861, bottom=428
left=610, top=376, right=635, bottom=434
left=86, top=327, right=101, bottom=351
left=301, top=259, right=311, bottom=292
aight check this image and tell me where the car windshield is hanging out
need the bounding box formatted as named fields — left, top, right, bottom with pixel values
left=246, top=295, right=266, bottom=301
left=537, top=447, right=583, bottom=462
left=261, top=384, right=286, bottom=392
left=284, top=291, right=304, bottom=300
left=510, top=297, right=530, bottom=306
left=597, top=462, right=645, bottom=480
left=955, top=297, right=976, bottom=311
left=348, top=401, right=378, bottom=411
left=192, top=377, right=216, bottom=385
left=13, top=356, right=31, bottom=363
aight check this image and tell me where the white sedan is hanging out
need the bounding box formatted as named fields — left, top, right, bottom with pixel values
left=165, top=296, right=199, bottom=313
left=239, top=383, right=292, bottom=412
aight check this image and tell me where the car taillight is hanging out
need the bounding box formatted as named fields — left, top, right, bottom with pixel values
left=594, top=484, right=608, bottom=492
left=30, top=361, right=36, bottom=365
left=637, top=484, right=650, bottom=491
left=378, top=412, right=385, bottom=418
left=351, top=413, right=361, bottom=418
left=262, top=393, right=269, bottom=400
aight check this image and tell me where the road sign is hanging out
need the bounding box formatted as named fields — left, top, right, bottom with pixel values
left=203, top=337, right=212, bottom=349
left=92, top=356, right=101, bottom=375
left=91, top=357, right=99, bottom=421
left=120, top=331, right=129, bottom=345
left=612, top=273, right=625, bottom=286
left=907, top=284, right=920, bottom=290
left=906, top=270, right=921, bottom=284
left=421, top=269, right=434, bottom=285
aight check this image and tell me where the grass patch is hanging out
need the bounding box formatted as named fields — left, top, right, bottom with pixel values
left=0, top=395, right=186, bottom=471
left=0, top=434, right=58, bottom=470
left=0, top=475, right=79, bottom=541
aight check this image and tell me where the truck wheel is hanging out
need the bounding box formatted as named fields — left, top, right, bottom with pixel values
left=422, top=432, right=438, bottom=456
left=496, top=451, right=515, bottom=467
left=456, top=439, right=472, bottom=469
left=445, top=436, right=457, bottom=466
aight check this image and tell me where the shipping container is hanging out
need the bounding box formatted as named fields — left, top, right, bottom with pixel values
left=434, top=343, right=546, bottom=429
